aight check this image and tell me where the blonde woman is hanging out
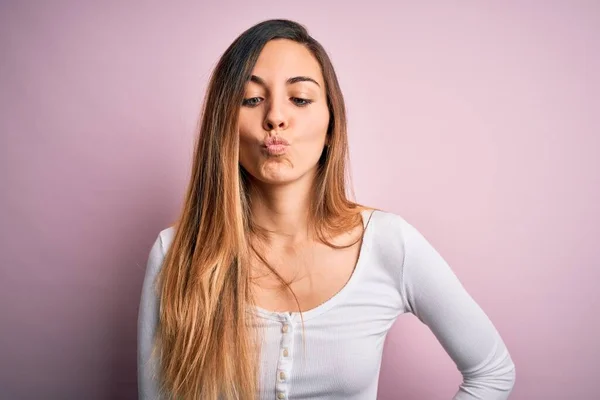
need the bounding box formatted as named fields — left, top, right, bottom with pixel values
left=137, top=18, right=516, bottom=400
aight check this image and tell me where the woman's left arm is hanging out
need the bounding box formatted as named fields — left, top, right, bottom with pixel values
left=399, top=218, right=516, bottom=399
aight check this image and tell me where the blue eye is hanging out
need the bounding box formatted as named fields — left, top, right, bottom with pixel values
left=292, top=98, right=313, bottom=107
left=241, top=97, right=313, bottom=107
left=242, top=97, right=262, bottom=107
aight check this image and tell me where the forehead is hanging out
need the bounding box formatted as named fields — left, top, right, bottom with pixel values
left=250, top=39, right=324, bottom=86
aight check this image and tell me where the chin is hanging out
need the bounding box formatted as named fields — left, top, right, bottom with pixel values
left=241, top=159, right=318, bottom=186
left=257, top=171, right=297, bottom=185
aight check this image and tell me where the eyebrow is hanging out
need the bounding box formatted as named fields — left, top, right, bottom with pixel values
left=249, top=74, right=321, bottom=88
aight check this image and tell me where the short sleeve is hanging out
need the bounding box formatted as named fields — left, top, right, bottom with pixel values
left=399, top=218, right=516, bottom=399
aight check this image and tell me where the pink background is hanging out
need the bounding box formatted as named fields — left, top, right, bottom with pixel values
left=1, top=1, right=598, bottom=399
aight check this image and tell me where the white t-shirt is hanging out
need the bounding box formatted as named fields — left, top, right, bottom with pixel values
left=138, top=209, right=516, bottom=399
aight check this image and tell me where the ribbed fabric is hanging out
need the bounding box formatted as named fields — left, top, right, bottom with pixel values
left=138, top=209, right=516, bottom=400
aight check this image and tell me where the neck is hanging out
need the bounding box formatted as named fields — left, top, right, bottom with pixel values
left=247, top=171, right=317, bottom=246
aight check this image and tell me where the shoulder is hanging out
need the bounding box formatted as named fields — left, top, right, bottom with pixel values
left=368, top=209, right=441, bottom=262
left=157, top=225, right=176, bottom=253
left=367, top=208, right=411, bottom=242
left=361, top=208, right=412, bottom=270
left=365, top=208, right=434, bottom=268
left=144, top=225, right=176, bottom=280
left=369, top=208, right=428, bottom=242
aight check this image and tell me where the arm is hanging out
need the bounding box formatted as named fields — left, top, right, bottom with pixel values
left=399, top=219, right=516, bottom=399
left=137, top=233, right=166, bottom=400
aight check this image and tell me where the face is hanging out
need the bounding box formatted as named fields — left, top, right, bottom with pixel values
left=238, top=39, right=330, bottom=186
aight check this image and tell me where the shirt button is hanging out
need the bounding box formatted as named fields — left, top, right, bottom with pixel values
left=282, top=324, right=289, bottom=333
left=279, top=371, right=286, bottom=380
left=283, top=348, right=289, bottom=357
left=277, top=392, right=285, bottom=399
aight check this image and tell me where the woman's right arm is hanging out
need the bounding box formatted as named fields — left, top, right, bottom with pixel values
left=138, top=233, right=166, bottom=400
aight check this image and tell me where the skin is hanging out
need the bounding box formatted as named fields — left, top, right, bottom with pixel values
left=238, top=38, right=330, bottom=248
left=237, top=39, right=365, bottom=309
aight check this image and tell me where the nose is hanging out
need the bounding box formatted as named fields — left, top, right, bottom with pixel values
left=262, top=100, right=288, bottom=132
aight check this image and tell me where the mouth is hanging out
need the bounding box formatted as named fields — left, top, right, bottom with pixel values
left=263, top=143, right=289, bottom=156
left=262, top=136, right=290, bottom=156
left=263, top=136, right=290, bottom=146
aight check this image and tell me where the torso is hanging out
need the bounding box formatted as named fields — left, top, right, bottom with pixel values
left=249, top=211, right=370, bottom=313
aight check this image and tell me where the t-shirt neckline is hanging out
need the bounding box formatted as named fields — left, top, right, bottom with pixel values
left=252, top=209, right=377, bottom=322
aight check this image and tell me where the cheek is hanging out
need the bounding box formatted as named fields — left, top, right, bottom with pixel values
left=237, top=112, right=252, bottom=139
left=237, top=128, right=266, bottom=177
left=238, top=131, right=257, bottom=169
left=237, top=114, right=257, bottom=154
left=298, top=107, right=330, bottom=142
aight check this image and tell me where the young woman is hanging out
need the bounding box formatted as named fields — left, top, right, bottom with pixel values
left=138, top=18, right=516, bottom=400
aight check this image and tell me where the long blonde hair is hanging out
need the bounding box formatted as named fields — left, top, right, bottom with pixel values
left=155, top=19, right=372, bottom=399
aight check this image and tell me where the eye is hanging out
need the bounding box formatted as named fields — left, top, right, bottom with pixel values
left=242, top=97, right=263, bottom=107
left=292, top=97, right=313, bottom=107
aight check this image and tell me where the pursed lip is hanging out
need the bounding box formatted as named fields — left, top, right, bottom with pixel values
left=263, top=136, right=290, bottom=147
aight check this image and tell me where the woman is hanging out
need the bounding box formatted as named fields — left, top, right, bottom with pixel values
left=138, top=18, right=516, bottom=400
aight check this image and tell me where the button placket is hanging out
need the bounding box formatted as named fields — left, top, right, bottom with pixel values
left=275, top=313, right=294, bottom=398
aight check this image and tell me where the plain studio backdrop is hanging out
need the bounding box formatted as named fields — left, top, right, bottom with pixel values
left=0, top=1, right=598, bottom=399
